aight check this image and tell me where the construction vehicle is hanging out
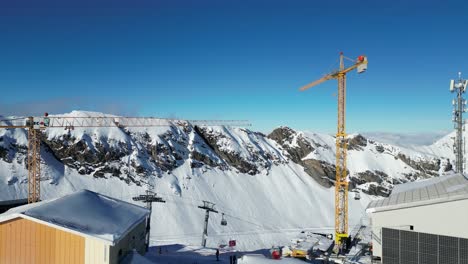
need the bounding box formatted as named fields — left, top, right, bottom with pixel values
left=0, top=113, right=249, bottom=203
left=299, top=52, right=368, bottom=245
left=291, top=248, right=308, bottom=259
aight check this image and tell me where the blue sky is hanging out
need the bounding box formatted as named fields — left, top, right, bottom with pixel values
left=0, top=0, right=467, bottom=133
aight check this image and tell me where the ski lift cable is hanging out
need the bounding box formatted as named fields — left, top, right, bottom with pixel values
left=160, top=199, right=334, bottom=236
left=150, top=227, right=337, bottom=242
left=160, top=195, right=336, bottom=235
left=162, top=199, right=201, bottom=208
left=154, top=190, right=294, bottom=230
left=152, top=190, right=340, bottom=236
left=221, top=212, right=335, bottom=234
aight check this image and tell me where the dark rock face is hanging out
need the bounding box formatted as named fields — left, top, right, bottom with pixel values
left=268, top=127, right=339, bottom=187
left=349, top=170, right=391, bottom=196
left=0, top=146, right=10, bottom=162
left=268, top=127, right=314, bottom=164
left=375, top=145, right=385, bottom=153
left=397, top=153, right=440, bottom=175
left=0, top=122, right=450, bottom=198
left=43, top=133, right=133, bottom=178
left=355, top=170, right=388, bottom=184
left=195, top=126, right=263, bottom=175
left=365, top=184, right=391, bottom=197
left=302, top=159, right=337, bottom=188
left=444, top=159, right=453, bottom=172
left=347, top=134, right=367, bottom=151
left=0, top=137, right=27, bottom=164
left=191, top=151, right=220, bottom=168
left=267, top=127, right=446, bottom=197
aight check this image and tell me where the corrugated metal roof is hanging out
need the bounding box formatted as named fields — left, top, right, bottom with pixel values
left=0, top=190, right=149, bottom=244
left=367, top=173, right=468, bottom=212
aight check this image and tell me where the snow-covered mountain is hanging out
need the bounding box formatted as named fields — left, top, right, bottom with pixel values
left=362, top=131, right=448, bottom=147
left=268, top=127, right=450, bottom=196
left=0, top=111, right=455, bottom=250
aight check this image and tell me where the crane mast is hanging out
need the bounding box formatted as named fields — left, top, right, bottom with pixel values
left=299, top=52, right=367, bottom=245
left=28, top=127, right=41, bottom=203
left=335, top=54, right=348, bottom=244
left=0, top=115, right=249, bottom=204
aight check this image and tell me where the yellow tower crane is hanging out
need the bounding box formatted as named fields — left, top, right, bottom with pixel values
left=0, top=115, right=249, bottom=203
left=299, top=52, right=368, bottom=245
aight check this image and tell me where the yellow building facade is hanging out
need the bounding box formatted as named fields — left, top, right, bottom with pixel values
left=0, top=190, right=149, bottom=264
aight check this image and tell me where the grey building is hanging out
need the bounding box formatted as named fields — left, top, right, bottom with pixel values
left=367, top=173, right=468, bottom=263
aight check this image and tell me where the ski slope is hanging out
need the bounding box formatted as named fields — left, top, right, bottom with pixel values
left=0, top=111, right=455, bottom=252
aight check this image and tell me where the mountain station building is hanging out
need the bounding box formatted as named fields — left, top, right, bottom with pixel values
left=367, top=173, right=468, bottom=263
left=0, top=190, right=149, bottom=264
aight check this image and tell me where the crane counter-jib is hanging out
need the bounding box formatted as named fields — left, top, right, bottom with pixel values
left=0, top=116, right=250, bottom=129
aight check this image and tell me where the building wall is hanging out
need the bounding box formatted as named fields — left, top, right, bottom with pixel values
left=381, top=227, right=468, bottom=264
left=109, top=219, right=147, bottom=264
left=371, top=198, right=468, bottom=258
left=85, top=237, right=110, bottom=264
left=0, top=217, right=85, bottom=264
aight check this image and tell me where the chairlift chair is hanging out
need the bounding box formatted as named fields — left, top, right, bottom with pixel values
left=353, top=190, right=361, bottom=200
left=221, top=213, right=227, bottom=226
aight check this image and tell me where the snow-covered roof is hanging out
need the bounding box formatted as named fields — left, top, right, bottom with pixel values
left=0, top=190, right=149, bottom=245
left=367, top=173, right=468, bottom=212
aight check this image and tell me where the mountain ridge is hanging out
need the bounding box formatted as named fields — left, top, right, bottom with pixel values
left=0, top=110, right=457, bottom=250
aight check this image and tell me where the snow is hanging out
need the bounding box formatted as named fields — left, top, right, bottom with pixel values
left=300, top=131, right=443, bottom=181
left=0, top=152, right=372, bottom=251
left=367, top=173, right=468, bottom=211
left=140, top=245, right=314, bottom=264
left=0, top=190, right=149, bottom=243
left=121, top=250, right=155, bottom=264
left=0, top=110, right=454, bottom=257
left=362, top=131, right=447, bottom=147
left=238, top=254, right=305, bottom=263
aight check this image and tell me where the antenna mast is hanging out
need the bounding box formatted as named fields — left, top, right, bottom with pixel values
left=450, top=72, right=468, bottom=173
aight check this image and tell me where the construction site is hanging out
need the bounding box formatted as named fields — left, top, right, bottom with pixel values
left=1, top=1, right=467, bottom=264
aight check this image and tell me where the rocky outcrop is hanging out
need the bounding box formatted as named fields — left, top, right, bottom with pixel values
left=302, top=159, right=336, bottom=188
left=0, top=139, right=26, bottom=164
left=444, top=159, right=453, bottom=172
left=0, top=146, right=9, bottom=162
left=268, top=127, right=341, bottom=187
left=191, top=151, right=220, bottom=168
left=347, top=134, right=367, bottom=151
left=267, top=127, right=447, bottom=197
left=195, top=126, right=272, bottom=175
left=350, top=170, right=391, bottom=196
left=364, top=183, right=391, bottom=197
left=355, top=170, right=388, bottom=184
left=268, top=127, right=314, bottom=164
left=43, top=133, right=134, bottom=178
left=0, top=117, right=452, bottom=198
left=375, top=145, right=385, bottom=153
left=396, top=153, right=440, bottom=176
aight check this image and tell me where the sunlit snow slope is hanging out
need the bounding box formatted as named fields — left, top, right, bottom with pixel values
left=0, top=111, right=453, bottom=250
